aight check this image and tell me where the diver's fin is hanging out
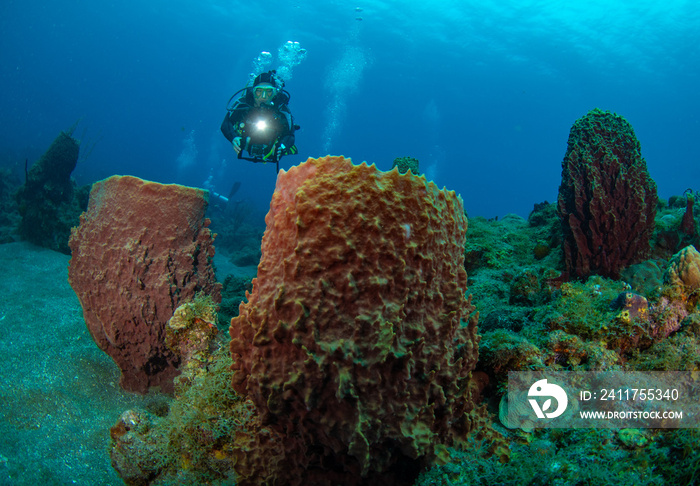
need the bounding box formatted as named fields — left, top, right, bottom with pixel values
left=228, top=181, right=241, bottom=200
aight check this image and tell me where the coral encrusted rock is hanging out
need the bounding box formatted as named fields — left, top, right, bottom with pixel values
left=165, top=295, right=221, bottom=389
left=230, top=156, right=505, bottom=485
left=68, top=175, right=221, bottom=394
left=558, top=108, right=658, bottom=279
left=664, top=245, right=700, bottom=294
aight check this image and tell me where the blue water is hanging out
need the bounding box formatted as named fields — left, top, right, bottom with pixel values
left=1, top=0, right=698, bottom=218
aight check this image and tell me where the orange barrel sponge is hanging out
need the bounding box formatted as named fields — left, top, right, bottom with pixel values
left=230, top=156, right=499, bottom=485
left=68, top=175, right=220, bottom=394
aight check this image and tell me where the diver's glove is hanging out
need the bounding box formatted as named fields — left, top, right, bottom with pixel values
left=233, top=137, right=252, bottom=156
left=232, top=137, right=242, bottom=155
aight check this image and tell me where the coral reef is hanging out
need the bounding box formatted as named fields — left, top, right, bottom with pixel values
left=468, top=205, right=700, bottom=387
left=15, top=130, right=90, bottom=253
left=391, top=156, right=420, bottom=175
left=479, top=329, right=544, bottom=385
left=101, top=188, right=700, bottom=485
left=557, top=108, right=658, bottom=279
left=416, top=191, right=700, bottom=486
left=472, top=199, right=700, bottom=386
left=509, top=268, right=550, bottom=306
left=230, top=155, right=506, bottom=485
left=652, top=192, right=700, bottom=255
left=464, top=209, right=562, bottom=276
left=68, top=175, right=221, bottom=394
left=110, top=346, right=248, bottom=485
left=620, top=259, right=664, bottom=298
left=415, top=429, right=666, bottom=486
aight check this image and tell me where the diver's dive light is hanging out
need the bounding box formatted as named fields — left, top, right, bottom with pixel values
left=247, top=117, right=274, bottom=147
left=244, top=113, right=276, bottom=149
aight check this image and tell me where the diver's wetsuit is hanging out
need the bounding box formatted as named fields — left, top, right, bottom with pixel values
left=220, top=88, right=296, bottom=158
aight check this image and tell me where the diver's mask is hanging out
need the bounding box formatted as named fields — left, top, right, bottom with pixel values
left=254, top=86, right=276, bottom=101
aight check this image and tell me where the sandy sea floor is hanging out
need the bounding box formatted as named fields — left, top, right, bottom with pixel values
left=0, top=242, right=160, bottom=484
left=0, top=241, right=255, bottom=485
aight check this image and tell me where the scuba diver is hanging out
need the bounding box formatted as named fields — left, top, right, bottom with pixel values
left=221, top=70, right=298, bottom=173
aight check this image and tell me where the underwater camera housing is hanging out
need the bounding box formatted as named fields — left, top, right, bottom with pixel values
left=238, top=109, right=281, bottom=171
left=244, top=113, right=277, bottom=148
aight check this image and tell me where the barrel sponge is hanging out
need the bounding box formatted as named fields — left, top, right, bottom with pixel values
left=664, top=245, right=700, bottom=291
left=68, top=175, right=220, bottom=394
left=230, top=156, right=504, bottom=484
left=558, top=108, right=658, bottom=279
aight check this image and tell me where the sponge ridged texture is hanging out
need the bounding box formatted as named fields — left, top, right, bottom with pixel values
left=230, top=156, right=489, bottom=484
left=68, top=175, right=220, bottom=393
